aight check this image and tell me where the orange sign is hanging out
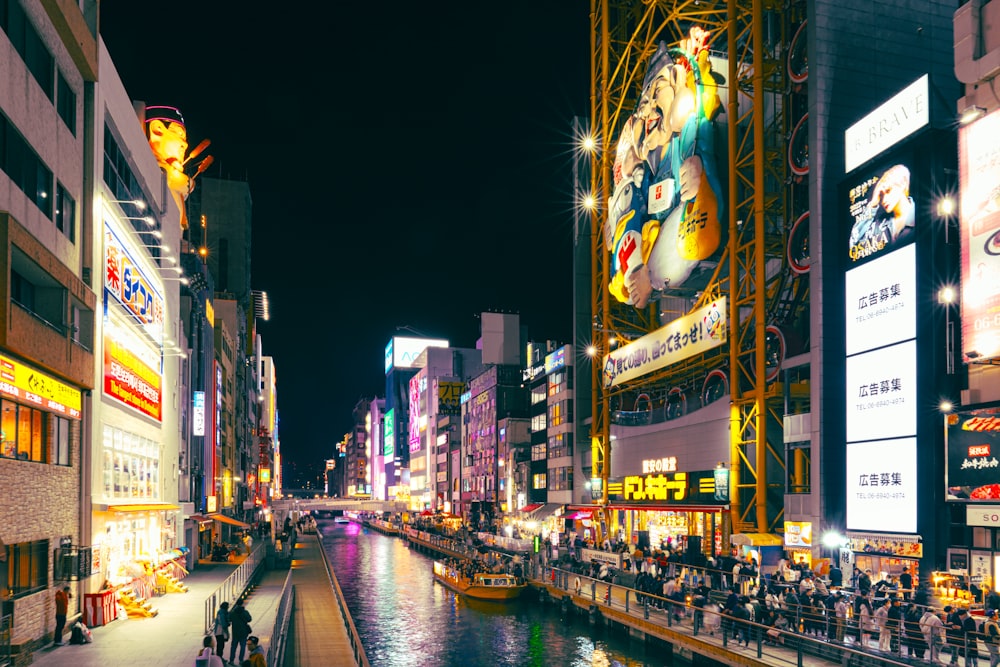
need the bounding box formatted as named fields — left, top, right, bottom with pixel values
left=0, top=354, right=81, bottom=418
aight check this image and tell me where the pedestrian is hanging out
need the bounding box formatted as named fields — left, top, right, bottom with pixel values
left=960, top=608, right=980, bottom=667
left=228, top=598, right=253, bottom=665
left=875, top=597, right=891, bottom=651
left=212, top=601, right=231, bottom=659
left=946, top=606, right=964, bottom=666
left=921, top=606, right=945, bottom=662
left=899, top=567, right=912, bottom=600
left=834, top=592, right=848, bottom=642
left=245, top=635, right=267, bottom=667
left=53, top=585, right=70, bottom=646
left=196, top=635, right=225, bottom=666
left=984, top=609, right=1000, bottom=667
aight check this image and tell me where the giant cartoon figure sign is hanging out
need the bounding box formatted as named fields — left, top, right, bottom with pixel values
left=144, top=105, right=214, bottom=231
left=604, top=28, right=725, bottom=309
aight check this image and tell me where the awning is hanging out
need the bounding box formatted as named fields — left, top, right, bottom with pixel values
left=187, top=514, right=213, bottom=525
left=104, top=503, right=180, bottom=513
left=567, top=510, right=593, bottom=520
left=730, top=533, right=784, bottom=546
left=209, top=514, right=250, bottom=528
left=527, top=503, right=562, bottom=521
left=519, top=503, right=544, bottom=513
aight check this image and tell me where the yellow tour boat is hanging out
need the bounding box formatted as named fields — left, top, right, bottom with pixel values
left=432, top=561, right=526, bottom=601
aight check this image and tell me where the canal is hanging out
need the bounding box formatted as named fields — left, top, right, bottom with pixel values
left=318, top=518, right=678, bottom=667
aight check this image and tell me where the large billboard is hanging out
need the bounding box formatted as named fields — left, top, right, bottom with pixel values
left=846, top=437, right=918, bottom=533
left=959, top=109, right=1000, bottom=363
left=0, top=353, right=82, bottom=419
left=947, top=408, right=1000, bottom=501
left=845, top=340, right=917, bottom=443
left=845, top=243, right=917, bottom=356
left=384, top=337, right=449, bottom=374
left=602, top=28, right=728, bottom=309
left=603, top=297, right=726, bottom=388
left=846, top=161, right=918, bottom=265
left=103, top=221, right=165, bottom=339
left=103, top=329, right=163, bottom=421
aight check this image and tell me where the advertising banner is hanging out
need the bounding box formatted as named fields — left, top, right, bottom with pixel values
left=958, top=109, right=1000, bottom=363
left=603, top=298, right=726, bottom=388
left=605, top=470, right=729, bottom=506
left=408, top=371, right=422, bottom=453
left=846, top=437, right=917, bottom=533
left=946, top=408, right=1000, bottom=501
left=844, top=75, right=928, bottom=173
left=845, top=244, right=916, bottom=356
left=435, top=381, right=463, bottom=416
left=192, top=391, right=205, bottom=436
left=103, top=222, right=164, bottom=337
left=383, top=408, right=395, bottom=458
left=846, top=161, right=918, bottom=265
left=784, top=521, right=813, bottom=547
left=0, top=353, right=81, bottom=419
left=103, top=332, right=162, bottom=421
left=845, top=339, right=917, bottom=443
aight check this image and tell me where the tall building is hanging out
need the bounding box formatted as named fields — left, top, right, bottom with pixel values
left=0, top=0, right=97, bottom=647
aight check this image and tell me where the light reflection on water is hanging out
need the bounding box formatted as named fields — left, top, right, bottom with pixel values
left=319, top=520, right=675, bottom=667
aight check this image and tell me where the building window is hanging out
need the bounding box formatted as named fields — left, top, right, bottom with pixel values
left=531, top=443, right=547, bottom=461
left=530, top=413, right=547, bottom=433
left=0, top=111, right=54, bottom=217
left=1, top=399, right=45, bottom=462
left=1, top=0, right=54, bottom=99
left=10, top=247, right=67, bottom=332
left=55, top=182, right=75, bottom=242
left=531, top=384, right=546, bottom=405
left=70, top=298, right=94, bottom=350
left=548, top=466, right=573, bottom=491
left=53, top=414, right=71, bottom=466
left=102, top=425, right=161, bottom=500
left=103, top=123, right=156, bottom=229
left=547, top=401, right=572, bottom=427
left=532, top=473, right=547, bottom=490
left=5, top=539, right=49, bottom=599
left=547, top=433, right=573, bottom=459
left=56, top=71, right=76, bottom=135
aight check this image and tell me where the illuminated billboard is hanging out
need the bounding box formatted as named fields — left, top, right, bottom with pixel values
left=844, top=75, right=928, bottom=173
left=103, top=329, right=163, bottom=421
left=384, top=336, right=449, bottom=374
left=946, top=408, right=1000, bottom=501
left=846, top=437, right=917, bottom=533
left=603, top=298, right=726, bottom=388
left=383, top=408, right=395, bottom=457
left=192, top=391, right=205, bottom=436
left=959, top=109, right=1000, bottom=363
left=845, top=339, right=916, bottom=443
left=435, top=380, right=463, bottom=416
left=846, top=162, right=917, bottom=265
left=0, top=353, right=82, bottom=419
left=103, top=221, right=164, bottom=338
left=603, top=28, right=728, bottom=309
left=845, top=243, right=916, bottom=355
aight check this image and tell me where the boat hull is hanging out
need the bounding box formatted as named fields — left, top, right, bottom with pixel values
left=432, top=566, right=525, bottom=601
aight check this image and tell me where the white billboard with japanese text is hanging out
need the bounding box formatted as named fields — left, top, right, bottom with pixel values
left=845, top=339, right=917, bottom=443
left=846, top=437, right=917, bottom=533
left=845, top=244, right=916, bottom=356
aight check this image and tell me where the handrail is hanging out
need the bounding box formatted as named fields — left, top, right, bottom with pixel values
left=267, top=570, right=294, bottom=667
left=203, top=542, right=267, bottom=633
left=316, top=532, right=370, bottom=667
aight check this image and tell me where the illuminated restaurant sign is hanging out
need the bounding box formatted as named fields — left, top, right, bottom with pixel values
left=605, top=470, right=728, bottom=506
left=103, top=331, right=163, bottom=421
left=103, top=221, right=164, bottom=337
left=946, top=408, right=1000, bottom=501
left=603, top=298, right=727, bottom=388
left=0, top=353, right=81, bottom=418
left=784, top=521, right=813, bottom=547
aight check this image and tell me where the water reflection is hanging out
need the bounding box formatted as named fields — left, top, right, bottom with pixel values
left=319, top=520, right=674, bottom=667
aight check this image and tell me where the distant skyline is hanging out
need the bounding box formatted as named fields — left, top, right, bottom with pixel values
left=99, top=2, right=590, bottom=465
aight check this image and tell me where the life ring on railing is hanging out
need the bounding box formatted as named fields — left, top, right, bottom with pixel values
left=765, top=326, right=786, bottom=383
left=788, top=21, right=808, bottom=85
left=789, top=113, right=809, bottom=176
left=701, top=370, right=729, bottom=408
left=666, top=387, right=688, bottom=420
left=788, top=211, right=810, bottom=274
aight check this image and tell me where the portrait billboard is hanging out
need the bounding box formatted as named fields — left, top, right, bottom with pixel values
left=959, top=109, right=1000, bottom=363
left=383, top=408, right=395, bottom=458
left=946, top=408, right=1000, bottom=501
left=602, top=27, right=728, bottom=309
left=844, top=244, right=916, bottom=356
left=846, top=160, right=917, bottom=265
left=845, top=339, right=917, bottom=443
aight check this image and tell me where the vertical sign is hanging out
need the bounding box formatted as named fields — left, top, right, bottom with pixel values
left=192, top=391, right=205, bottom=436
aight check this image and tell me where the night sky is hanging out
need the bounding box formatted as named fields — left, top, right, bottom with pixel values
left=99, top=2, right=590, bottom=468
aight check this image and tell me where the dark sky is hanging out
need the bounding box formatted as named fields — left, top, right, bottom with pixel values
left=99, top=2, right=590, bottom=467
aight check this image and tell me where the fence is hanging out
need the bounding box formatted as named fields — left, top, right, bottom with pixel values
left=267, top=571, right=294, bottom=667
left=202, top=542, right=267, bottom=634
left=316, top=532, right=370, bottom=667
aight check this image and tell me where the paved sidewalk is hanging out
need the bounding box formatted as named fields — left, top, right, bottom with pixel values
left=28, top=558, right=285, bottom=667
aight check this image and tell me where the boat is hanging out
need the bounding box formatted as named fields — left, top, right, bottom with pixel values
left=432, top=561, right=526, bottom=601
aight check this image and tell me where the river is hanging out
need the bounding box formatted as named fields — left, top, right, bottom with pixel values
left=318, top=518, right=678, bottom=667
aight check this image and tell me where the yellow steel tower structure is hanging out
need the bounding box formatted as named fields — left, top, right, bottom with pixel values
left=589, top=0, right=807, bottom=540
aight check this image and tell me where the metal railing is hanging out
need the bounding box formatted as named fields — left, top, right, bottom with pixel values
left=268, top=571, right=294, bottom=667
left=542, top=566, right=993, bottom=667
left=316, top=532, right=370, bottom=667
left=202, top=542, right=267, bottom=634
left=0, top=614, right=10, bottom=667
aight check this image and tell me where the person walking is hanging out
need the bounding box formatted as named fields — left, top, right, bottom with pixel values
left=228, top=598, right=253, bottom=665
left=246, top=635, right=267, bottom=667
left=983, top=609, right=1000, bottom=667
left=875, top=598, right=891, bottom=651
left=196, top=635, right=225, bottom=666
left=961, top=608, right=980, bottom=667
left=921, top=606, right=945, bottom=662
left=212, top=601, right=231, bottom=659
left=898, top=567, right=913, bottom=600
left=53, top=586, right=70, bottom=646
left=947, top=606, right=965, bottom=666
left=834, top=592, right=849, bottom=642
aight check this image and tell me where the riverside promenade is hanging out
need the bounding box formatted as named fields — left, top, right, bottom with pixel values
left=27, top=535, right=360, bottom=667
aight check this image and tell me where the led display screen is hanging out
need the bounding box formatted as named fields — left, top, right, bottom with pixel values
left=959, top=109, right=1000, bottom=363
left=845, top=339, right=917, bottom=443
left=845, top=244, right=916, bottom=356
left=846, top=162, right=917, bottom=265
left=846, top=437, right=917, bottom=533
left=946, top=408, right=1000, bottom=501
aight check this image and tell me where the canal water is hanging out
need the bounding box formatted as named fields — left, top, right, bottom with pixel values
left=318, top=518, right=677, bottom=667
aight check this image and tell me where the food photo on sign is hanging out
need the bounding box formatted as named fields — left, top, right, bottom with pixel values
left=946, top=408, right=1000, bottom=500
